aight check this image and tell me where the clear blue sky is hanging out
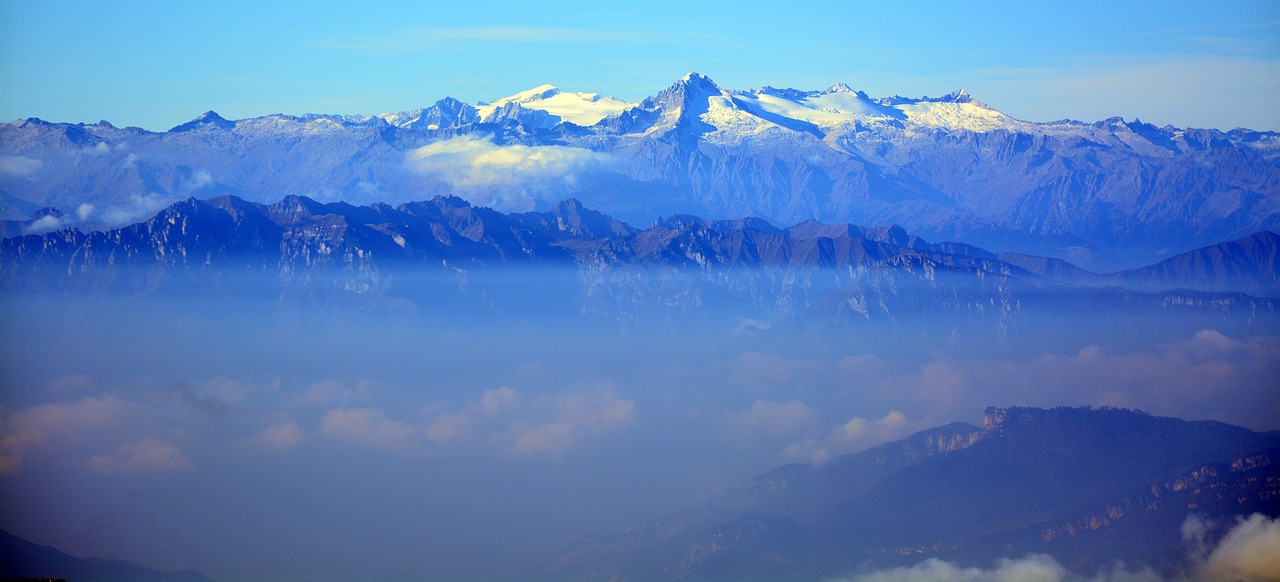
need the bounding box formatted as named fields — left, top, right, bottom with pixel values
left=2, top=0, right=1278, bottom=131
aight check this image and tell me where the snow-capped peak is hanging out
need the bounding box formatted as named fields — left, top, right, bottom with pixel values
left=888, top=90, right=1019, bottom=132
left=635, top=73, right=791, bottom=141
left=731, top=84, right=902, bottom=128
left=169, top=110, right=235, bottom=133
left=475, top=84, right=634, bottom=126
left=494, top=84, right=561, bottom=105
left=642, top=73, right=725, bottom=112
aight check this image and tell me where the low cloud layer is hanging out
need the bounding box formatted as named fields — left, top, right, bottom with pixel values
left=1197, top=513, right=1280, bottom=582
left=321, top=407, right=419, bottom=452
left=492, top=386, right=636, bottom=457
left=782, top=410, right=926, bottom=466
left=0, top=154, right=42, bottom=177
left=405, top=134, right=613, bottom=210
left=722, top=400, right=819, bottom=438
left=834, top=513, right=1280, bottom=582
left=301, top=383, right=636, bottom=458
left=84, top=438, right=194, bottom=474
left=97, top=191, right=184, bottom=227
left=0, top=395, right=133, bottom=472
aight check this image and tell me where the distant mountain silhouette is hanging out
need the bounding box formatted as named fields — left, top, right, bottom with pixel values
left=0, top=530, right=213, bottom=582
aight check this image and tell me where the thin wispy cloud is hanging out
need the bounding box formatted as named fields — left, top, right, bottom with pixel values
left=315, top=25, right=717, bottom=52
left=84, top=438, right=195, bottom=474
left=1122, top=19, right=1280, bottom=39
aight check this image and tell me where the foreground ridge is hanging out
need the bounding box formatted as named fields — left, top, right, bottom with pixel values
left=549, top=406, right=1280, bottom=581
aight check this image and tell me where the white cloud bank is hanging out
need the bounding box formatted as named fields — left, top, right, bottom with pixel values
left=497, top=387, right=636, bottom=457
left=404, top=134, right=613, bottom=210
left=1197, top=513, right=1280, bottom=582
left=312, top=384, right=635, bottom=458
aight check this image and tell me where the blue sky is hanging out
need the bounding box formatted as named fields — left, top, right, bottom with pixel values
left=2, top=0, right=1278, bottom=131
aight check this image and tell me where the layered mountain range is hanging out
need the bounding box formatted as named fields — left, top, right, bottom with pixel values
left=3, top=74, right=1278, bottom=270
left=548, top=406, right=1280, bottom=581
left=3, top=194, right=1277, bottom=337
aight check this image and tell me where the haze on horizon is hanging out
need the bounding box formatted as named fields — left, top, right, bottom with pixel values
left=1, top=0, right=1279, bottom=132
left=2, top=2, right=1280, bottom=581
left=0, top=266, right=1276, bottom=581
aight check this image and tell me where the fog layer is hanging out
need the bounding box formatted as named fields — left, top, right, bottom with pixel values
left=1, top=267, right=1277, bottom=581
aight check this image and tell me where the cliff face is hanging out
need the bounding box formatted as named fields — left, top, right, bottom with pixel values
left=963, top=448, right=1280, bottom=572
left=549, top=407, right=1280, bottom=581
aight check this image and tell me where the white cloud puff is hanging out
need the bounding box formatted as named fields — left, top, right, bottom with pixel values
left=782, top=410, right=922, bottom=466
left=841, top=554, right=1069, bottom=582
left=498, top=387, right=636, bottom=457
left=2, top=396, right=129, bottom=450
left=556, top=388, right=636, bottom=432
left=834, top=514, right=1280, bottom=582
left=84, top=438, right=194, bottom=474
left=303, top=385, right=635, bottom=458
left=404, top=134, right=613, bottom=210
left=249, top=423, right=304, bottom=452
left=81, top=142, right=111, bottom=156
left=509, top=421, right=577, bottom=456
left=727, top=352, right=822, bottom=391
left=320, top=408, right=418, bottom=452
left=1198, top=513, right=1280, bottom=582
left=182, top=169, right=213, bottom=191
left=0, top=155, right=42, bottom=177
left=22, top=214, right=71, bottom=235
left=422, top=413, right=469, bottom=444
left=722, top=400, right=819, bottom=439
left=480, top=386, right=520, bottom=414
left=99, top=192, right=181, bottom=227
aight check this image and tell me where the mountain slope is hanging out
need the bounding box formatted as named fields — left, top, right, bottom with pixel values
left=1003, top=231, right=1280, bottom=298
left=1104, top=230, right=1280, bottom=297
left=0, top=529, right=213, bottom=582
left=548, top=407, right=1280, bottom=581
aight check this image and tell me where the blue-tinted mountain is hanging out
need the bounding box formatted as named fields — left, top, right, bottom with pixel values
left=4, top=195, right=1276, bottom=338
left=1002, top=231, right=1280, bottom=298
left=3, top=74, right=1277, bottom=269
left=547, top=407, right=1280, bottom=581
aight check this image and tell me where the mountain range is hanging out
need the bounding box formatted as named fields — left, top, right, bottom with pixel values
left=3, top=194, right=1277, bottom=338
left=3, top=74, right=1278, bottom=270
left=547, top=406, right=1280, bottom=581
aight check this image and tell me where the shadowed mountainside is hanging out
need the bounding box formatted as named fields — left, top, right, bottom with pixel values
left=547, top=406, right=1280, bottom=581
